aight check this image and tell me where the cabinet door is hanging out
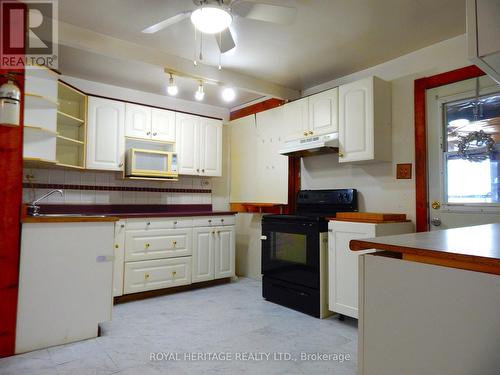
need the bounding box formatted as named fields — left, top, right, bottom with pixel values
left=328, top=222, right=376, bottom=318
left=175, top=113, right=200, bottom=175
left=113, top=221, right=126, bottom=297
left=283, top=97, right=309, bottom=140
left=308, top=88, right=339, bottom=136
left=338, top=77, right=374, bottom=163
left=125, top=228, right=192, bottom=262
left=199, top=118, right=222, bottom=177
left=125, top=103, right=151, bottom=139
left=151, top=108, right=176, bottom=142
left=192, top=227, right=215, bottom=283
left=214, top=226, right=235, bottom=279
left=87, top=97, right=125, bottom=171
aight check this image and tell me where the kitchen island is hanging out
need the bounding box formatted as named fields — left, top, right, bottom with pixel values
left=350, top=223, right=500, bottom=375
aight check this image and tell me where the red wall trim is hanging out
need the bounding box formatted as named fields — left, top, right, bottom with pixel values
left=230, top=98, right=285, bottom=121
left=23, top=182, right=211, bottom=194
left=414, top=65, right=485, bottom=232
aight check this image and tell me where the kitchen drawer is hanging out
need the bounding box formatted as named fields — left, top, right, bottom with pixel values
left=123, top=257, right=192, bottom=294
left=125, top=228, right=192, bottom=262
left=126, top=218, right=193, bottom=231
left=192, top=216, right=235, bottom=227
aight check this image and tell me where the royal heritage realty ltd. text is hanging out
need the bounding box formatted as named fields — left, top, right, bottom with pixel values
left=150, top=352, right=352, bottom=363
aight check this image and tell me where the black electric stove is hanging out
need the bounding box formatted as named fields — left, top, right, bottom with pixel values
left=261, top=189, right=358, bottom=318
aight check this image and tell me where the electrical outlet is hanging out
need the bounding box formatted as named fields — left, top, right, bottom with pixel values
left=396, top=163, right=412, bottom=179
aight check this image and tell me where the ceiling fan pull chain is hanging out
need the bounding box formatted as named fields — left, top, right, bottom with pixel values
left=193, top=25, right=198, bottom=66
left=218, top=33, right=222, bottom=70
left=199, top=31, right=203, bottom=61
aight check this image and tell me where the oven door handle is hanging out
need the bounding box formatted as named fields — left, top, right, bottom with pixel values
left=260, top=235, right=267, bottom=240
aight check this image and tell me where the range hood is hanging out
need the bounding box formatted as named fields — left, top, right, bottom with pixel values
left=279, top=132, right=339, bottom=157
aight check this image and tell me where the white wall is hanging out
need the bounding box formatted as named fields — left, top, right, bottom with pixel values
left=60, top=75, right=230, bottom=121
left=301, top=34, right=471, bottom=223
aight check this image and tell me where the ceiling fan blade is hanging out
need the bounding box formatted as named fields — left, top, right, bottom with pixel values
left=216, top=28, right=236, bottom=53
left=232, top=2, right=297, bottom=25
left=142, top=11, right=191, bottom=34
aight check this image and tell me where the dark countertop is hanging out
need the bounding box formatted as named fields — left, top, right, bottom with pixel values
left=21, top=204, right=236, bottom=222
left=22, top=216, right=119, bottom=223
left=350, top=223, right=500, bottom=274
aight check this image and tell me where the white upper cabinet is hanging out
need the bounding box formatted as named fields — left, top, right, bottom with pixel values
left=283, top=88, right=338, bottom=141
left=151, top=108, right=176, bottom=142
left=200, top=118, right=222, bottom=177
left=308, top=87, right=339, bottom=136
left=283, top=97, right=309, bottom=140
left=87, top=96, right=125, bottom=171
left=467, top=0, right=500, bottom=83
left=338, top=76, right=391, bottom=163
left=176, top=113, right=222, bottom=177
left=125, top=103, right=151, bottom=139
left=125, top=104, right=176, bottom=142
left=176, top=113, right=200, bottom=175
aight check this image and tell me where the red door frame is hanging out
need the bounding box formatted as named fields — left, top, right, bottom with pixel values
left=414, top=65, right=485, bottom=232
left=0, top=0, right=25, bottom=357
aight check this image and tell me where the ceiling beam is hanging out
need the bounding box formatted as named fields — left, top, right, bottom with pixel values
left=57, top=22, right=301, bottom=100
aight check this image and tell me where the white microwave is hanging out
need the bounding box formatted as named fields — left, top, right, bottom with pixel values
left=125, top=148, right=178, bottom=179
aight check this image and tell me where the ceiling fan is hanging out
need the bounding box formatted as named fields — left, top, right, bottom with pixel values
left=142, top=0, right=297, bottom=53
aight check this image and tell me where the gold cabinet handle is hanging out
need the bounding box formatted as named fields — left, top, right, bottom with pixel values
left=212, top=231, right=215, bottom=234
left=145, top=243, right=150, bottom=249
left=303, top=131, right=308, bottom=136
left=216, top=230, right=220, bottom=234
left=172, top=271, right=177, bottom=277
left=114, top=244, right=119, bottom=249
left=309, top=131, right=314, bottom=135
left=172, top=240, right=177, bottom=246
left=145, top=273, right=150, bottom=280
left=338, top=152, right=344, bottom=158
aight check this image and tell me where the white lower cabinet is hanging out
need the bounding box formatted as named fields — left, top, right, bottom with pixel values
left=123, top=257, right=192, bottom=294
left=328, top=220, right=413, bottom=318
left=125, top=228, right=192, bottom=262
left=214, top=226, right=235, bottom=279
left=113, top=220, right=126, bottom=297
left=192, top=227, right=215, bottom=282
left=114, top=215, right=236, bottom=296
left=192, top=225, right=235, bottom=282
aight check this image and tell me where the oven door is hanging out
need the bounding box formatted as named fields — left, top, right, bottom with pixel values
left=261, top=219, right=320, bottom=289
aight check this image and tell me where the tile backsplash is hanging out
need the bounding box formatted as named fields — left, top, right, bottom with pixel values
left=23, top=168, right=212, bottom=205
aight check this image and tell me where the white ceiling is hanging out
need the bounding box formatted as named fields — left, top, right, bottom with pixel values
left=57, top=0, right=465, bottom=106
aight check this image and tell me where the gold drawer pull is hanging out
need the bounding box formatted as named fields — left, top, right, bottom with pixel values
left=145, top=273, right=150, bottom=280
left=145, top=243, right=150, bottom=249
left=172, top=240, right=177, bottom=246
left=114, top=244, right=119, bottom=249
left=172, top=271, right=177, bottom=277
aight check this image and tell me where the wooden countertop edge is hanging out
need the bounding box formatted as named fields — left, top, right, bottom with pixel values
left=349, top=239, right=500, bottom=273
left=327, top=218, right=411, bottom=223
left=21, top=216, right=120, bottom=223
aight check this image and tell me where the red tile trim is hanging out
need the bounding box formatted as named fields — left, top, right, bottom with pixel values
left=23, top=183, right=211, bottom=194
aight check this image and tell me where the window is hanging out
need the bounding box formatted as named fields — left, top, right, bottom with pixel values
left=444, top=92, right=500, bottom=204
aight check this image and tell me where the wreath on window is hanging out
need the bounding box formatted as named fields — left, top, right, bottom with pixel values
left=457, top=130, right=495, bottom=162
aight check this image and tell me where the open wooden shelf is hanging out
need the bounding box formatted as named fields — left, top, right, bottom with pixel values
left=57, top=135, right=84, bottom=145
left=24, top=125, right=58, bottom=136
left=25, top=93, right=58, bottom=109
left=23, top=157, right=58, bottom=168
left=57, top=110, right=84, bottom=127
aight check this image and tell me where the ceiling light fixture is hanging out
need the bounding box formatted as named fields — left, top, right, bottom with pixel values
left=167, top=73, right=178, bottom=96
left=222, top=87, right=236, bottom=102
left=195, top=82, right=205, bottom=101
left=190, top=5, right=232, bottom=34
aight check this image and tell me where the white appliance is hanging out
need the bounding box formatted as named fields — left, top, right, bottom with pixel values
left=279, top=132, right=339, bottom=156
left=125, top=148, right=178, bottom=179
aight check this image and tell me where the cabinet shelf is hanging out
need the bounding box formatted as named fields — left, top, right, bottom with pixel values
left=55, top=162, right=85, bottom=170
left=23, top=157, right=58, bottom=168
left=57, top=135, right=84, bottom=145
left=24, top=125, right=58, bottom=136
left=57, top=111, right=84, bottom=127
left=25, top=93, right=58, bottom=109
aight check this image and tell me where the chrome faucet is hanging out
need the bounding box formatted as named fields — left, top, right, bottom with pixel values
left=27, top=189, right=64, bottom=216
